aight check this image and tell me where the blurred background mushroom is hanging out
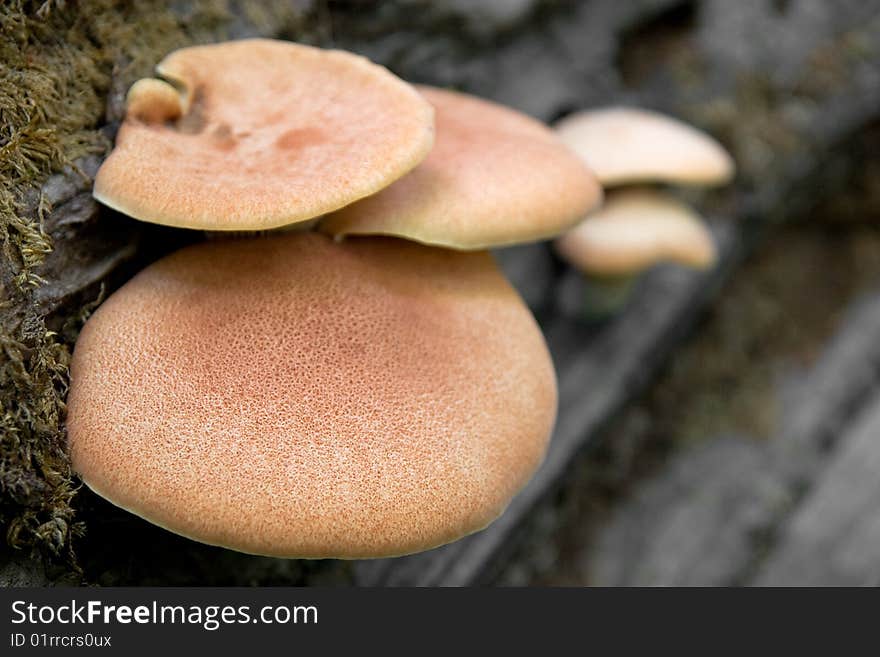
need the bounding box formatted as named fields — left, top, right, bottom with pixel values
left=552, top=107, right=732, bottom=319
left=2, top=0, right=880, bottom=588
left=554, top=188, right=717, bottom=319
left=553, top=107, right=734, bottom=188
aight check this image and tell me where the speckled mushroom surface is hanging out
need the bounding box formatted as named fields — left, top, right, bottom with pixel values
left=554, top=188, right=718, bottom=275
left=66, top=233, right=557, bottom=558
left=93, top=39, right=435, bottom=231
left=318, top=86, right=602, bottom=250
left=554, top=107, right=734, bottom=187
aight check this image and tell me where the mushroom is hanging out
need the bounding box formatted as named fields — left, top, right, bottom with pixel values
left=553, top=107, right=734, bottom=187
left=552, top=107, right=734, bottom=318
left=319, top=86, right=602, bottom=250
left=66, top=232, right=557, bottom=559
left=554, top=188, right=717, bottom=318
left=93, top=39, right=435, bottom=231
left=555, top=189, right=717, bottom=275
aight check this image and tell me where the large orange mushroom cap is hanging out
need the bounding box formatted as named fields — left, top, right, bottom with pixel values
left=66, top=233, right=557, bottom=559
left=319, top=86, right=602, bottom=250
left=93, top=39, right=435, bottom=231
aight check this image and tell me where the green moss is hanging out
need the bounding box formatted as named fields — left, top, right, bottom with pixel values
left=0, top=0, right=306, bottom=566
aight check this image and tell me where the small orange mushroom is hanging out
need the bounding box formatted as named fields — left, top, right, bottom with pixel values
left=554, top=189, right=717, bottom=276
left=552, top=107, right=733, bottom=318
left=554, top=107, right=734, bottom=187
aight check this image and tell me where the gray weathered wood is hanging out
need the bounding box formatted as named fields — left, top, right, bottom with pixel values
left=587, top=435, right=790, bottom=586
left=755, top=391, right=880, bottom=586
left=575, top=288, right=880, bottom=586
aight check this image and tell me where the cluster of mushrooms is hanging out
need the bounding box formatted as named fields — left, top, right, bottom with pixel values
left=553, top=107, right=734, bottom=316
left=66, top=39, right=732, bottom=559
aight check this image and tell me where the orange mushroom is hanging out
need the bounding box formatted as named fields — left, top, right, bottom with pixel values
left=93, top=39, right=435, bottom=231
left=67, top=233, right=557, bottom=559
left=554, top=189, right=717, bottom=276
left=319, top=86, right=602, bottom=249
left=554, top=107, right=734, bottom=187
